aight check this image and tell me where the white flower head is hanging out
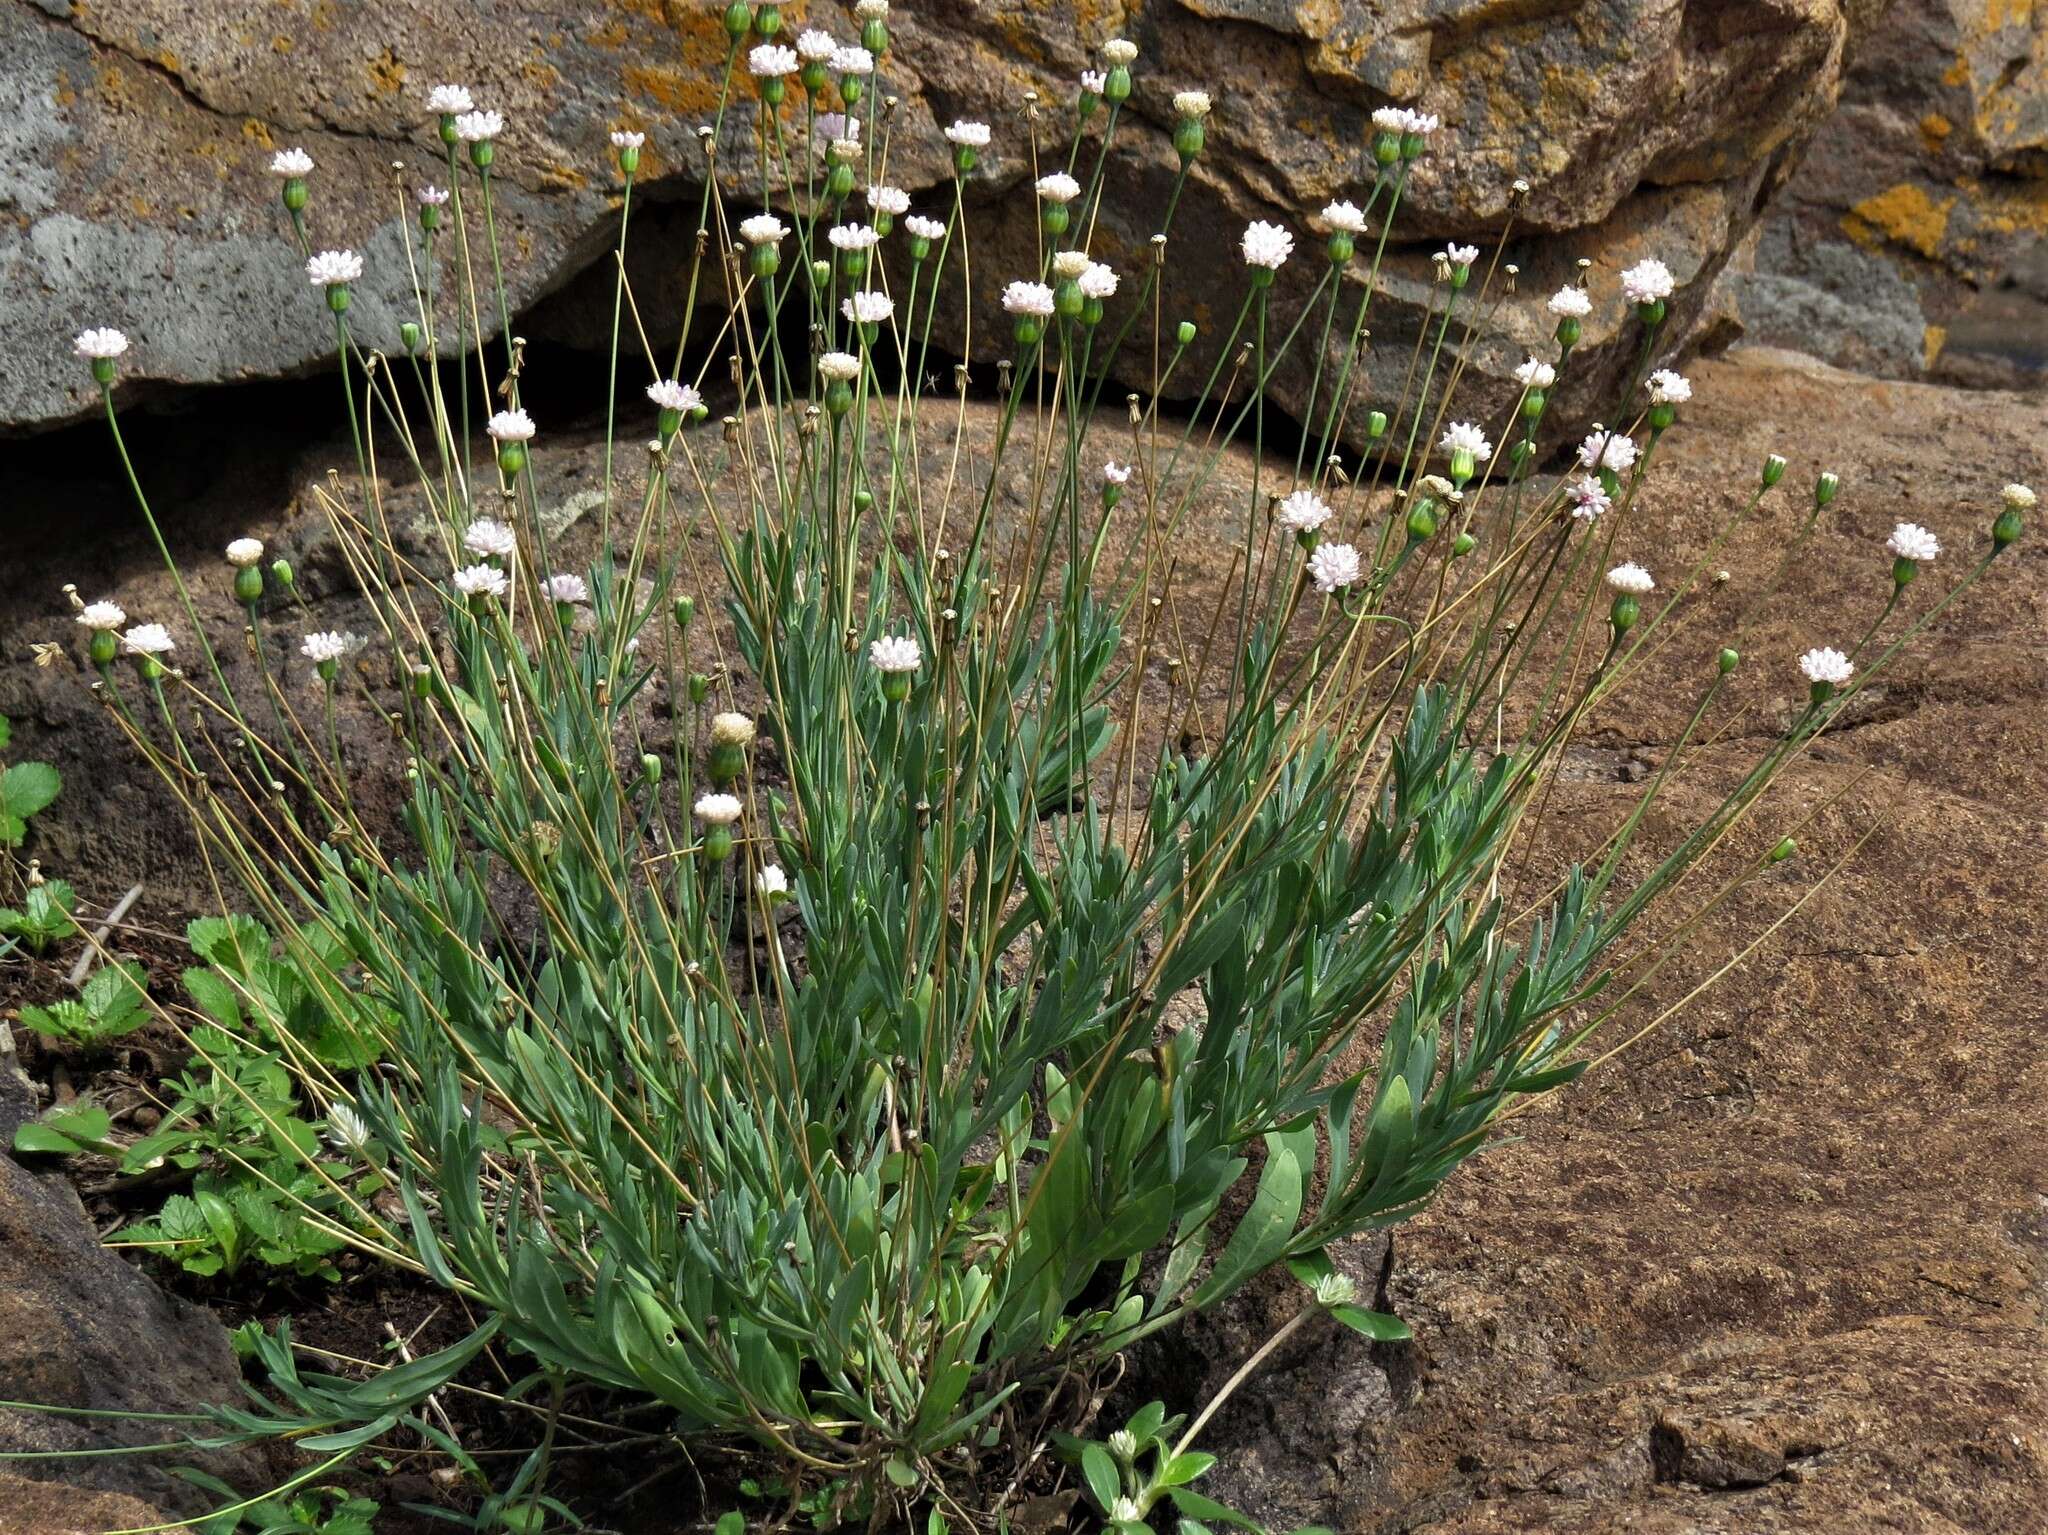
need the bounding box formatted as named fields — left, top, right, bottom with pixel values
left=1173, top=90, right=1212, bottom=118
left=819, top=350, right=862, bottom=381
left=647, top=379, right=702, bottom=414
left=1578, top=428, right=1638, bottom=474
left=544, top=573, right=590, bottom=604
left=417, top=185, right=450, bottom=207
left=1548, top=286, right=1592, bottom=318
left=868, top=634, right=923, bottom=673
left=855, top=0, right=889, bottom=17
left=305, top=250, right=363, bottom=286
left=755, top=864, right=789, bottom=897
left=300, top=630, right=353, bottom=663
left=270, top=148, right=313, bottom=177
left=1399, top=109, right=1440, bottom=135
left=1514, top=357, right=1556, bottom=389
left=1307, top=542, right=1362, bottom=593
left=1278, top=489, right=1331, bottom=533
left=749, top=44, right=799, bottom=77
left=1103, top=38, right=1139, bottom=65
left=427, top=84, right=474, bottom=116
left=1566, top=476, right=1612, bottom=521
left=842, top=290, right=894, bottom=325
left=1887, top=522, right=1940, bottom=562
left=831, top=45, right=874, bottom=75
left=610, top=129, right=645, bottom=149
left=828, top=223, right=880, bottom=251
left=694, top=792, right=743, bottom=825
left=1102, top=461, right=1133, bottom=485
left=1052, top=249, right=1091, bottom=280
left=453, top=109, right=504, bottom=143
left=1002, top=280, right=1055, bottom=317
left=1440, top=242, right=1479, bottom=268
left=76, top=601, right=127, bottom=632
left=739, top=213, right=788, bottom=245
left=1621, top=257, right=1675, bottom=304
left=944, top=120, right=991, bottom=148
left=904, top=214, right=947, bottom=242
left=711, top=712, right=757, bottom=747
left=121, top=623, right=175, bottom=657
left=1606, top=562, right=1654, bottom=595
left=452, top=563, right=509, bottom=599
left=74, top=327, right=129, bottom=360
left=1647, top=368, right=1691, bottom=404
left=796, top=29, right=838, bottom=60
left=1439, top=421, right=1493, bottom=462
left=1036, top=172, right=1081, bottom=204
left=463, top=518, right=517, bottom=559
left=1080, top=69, right=1106, bottom=94
left=829, top=137, right=863, bottom=163
left=486, top=408, right=536, bottom=444
left=2002, top=483, right=2036, bottom=511
left=325, top=1102, right=373, bottom=1155
left=1322, top=200, right=1367, bottom=234
left=225, top=537, right=266, bottom=567
left=1371, top=106, right=1408, bottom=133
left=1078, top=262, right=1119, bottom=299
left=1111, top=1499, right=1142, bottom=1526
left=867, top=184, right=910, bottom=216
left=1798, top=646, right=1853, bottom=686
left=814, top=113, right=860, bottom=143
left=1241, top=220, right=1294, bottom=270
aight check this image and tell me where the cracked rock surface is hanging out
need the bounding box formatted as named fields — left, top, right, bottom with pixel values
left=2, top=0, right=1872, bottom=433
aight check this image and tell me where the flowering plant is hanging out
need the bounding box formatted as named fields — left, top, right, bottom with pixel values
left=62, top=15, right=2027, bottom=1528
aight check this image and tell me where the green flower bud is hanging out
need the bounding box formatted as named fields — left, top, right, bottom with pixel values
left=1054, top=279, right=1084, bottom=319
left=688, top=673, right=711, bottom=705
left=1609, top=592, right=1640, bottom=633
left=1406, top=499, right=1438, bottom=542
left=754, top=1, right=781, bottom=35
left=1636, top=297, right=1666, bottom=327
left=825, top=379, right=854, bottom=417
left=1761, top=453, right=1787, bottom=488
left=1173, top=118, right=1205, bottom=162
left=827, top=161, right=856, bottom=199
left=952, top=144, right=978, bottom=175
left=419, top=202, right=441, bottom=234
left=617, top=143, right=641, bottom=176
left=1768, top=837, right=1796, bottom=864
left=1105, top=65, right=1131, bottom=103
left=497, top=440, right=528, bottom=476
left=1815, top=471, right=1839, bottom=506
left=801, top=60, right=829, bottom=94
left=233, top=565, right=264, bottom=604
left=1367, top=410, right=1388, bottom=439
left=642, top=751, right=662, bottom=782
left=1176, top=320, right=1197, bottom=347
left=881, top=669, right=912, bottom=703
left=1522, top=390, right=1547, bottom=423
left=468, top=139, right=494, bottom=171
left=89, top=630, right=118, bottom=668
left=1327, top=231, right=1355, bottom=264
left=1554, top=315, right=1581, bottom=349
left=438, top=114, right=460, bottom=147
left=1452, top=531, right=1476, bottom=557
left=325, top=283, right=352, bottom=314
left=1717, top=646, right=1740, bottom=674
left=1373, top=130, right=1400, bottom=166
left=724, top=0, right=753, bottom=39
left=271, top=558, right=295, bottom=589
left=1992, top=507, right=2024, bottom=551
left=1040, top=202, right=1070, bottom=236
left=703, top=822, right=734, bottom=861
left=1892, top=555, right=1919, bottom=587
left=400, top=321, right=422, bottom=353
left=839, top=74, right=862, bottom=106
left=1648, top=402, right=1676, bottom=433
left=282, top=178, right=309, bottom=213
left=862, top=17, right=888, bottom=53
left=759, top=75, right=787, bottom=106
left=1013, top=315, right=1043, bottom=346
left=674, top=595, right=696, bottom=628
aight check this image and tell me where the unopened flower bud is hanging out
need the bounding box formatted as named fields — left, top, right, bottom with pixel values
left=1761, top=453, right=1787, bottom=489
left=1367, top=410, right=1388, bottom=439
left=1769, top=837, right=1796, bottom=864
left=1815, top=471, right=1839, bottom=506
left=1717, top=647, right=1739, bottom=674
left=271, top=558, right=295, bottom=589
left=400, top=321, right=422, bottom=354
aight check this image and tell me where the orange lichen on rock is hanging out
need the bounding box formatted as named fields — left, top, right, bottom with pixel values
left=1841, top=182, right=1954, bottom=258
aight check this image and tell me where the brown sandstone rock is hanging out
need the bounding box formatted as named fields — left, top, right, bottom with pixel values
left=2, top=0, right=1870, bottom=433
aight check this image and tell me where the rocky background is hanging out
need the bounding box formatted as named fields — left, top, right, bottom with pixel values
left=1, top=0, right=2044, bottom=1531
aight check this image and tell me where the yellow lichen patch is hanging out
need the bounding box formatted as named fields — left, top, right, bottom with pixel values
left=272, top=34, right=293, bottom=54
left=368, top=47, right=406, bottom=97
left=242, top=118, right=277, bottom=147
left=130, top=195, right=152, bottom=218
left=622, top=61, right=722, bottom=115
left=590, top=19, right=630, bottom=47
left=1923, top=323, right=1947, bottom=370
left=1842, top=183, right=1954, bottom=259
left=1919, top=113, right=1952, bottom=153
left=1981, top=0, right=2035, bottom=30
